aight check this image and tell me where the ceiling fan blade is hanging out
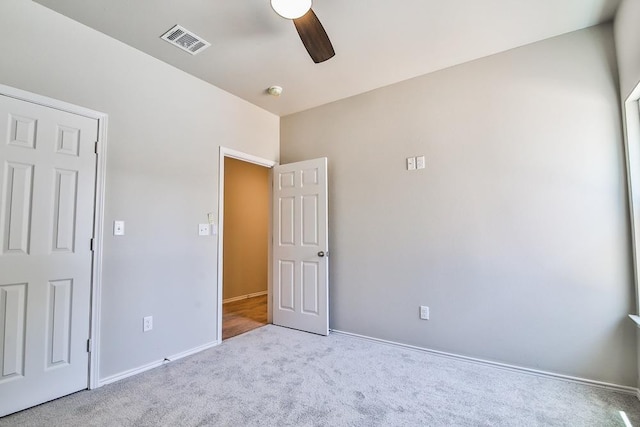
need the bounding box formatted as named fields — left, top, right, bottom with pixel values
left=293, top=9, right=335, bottom=64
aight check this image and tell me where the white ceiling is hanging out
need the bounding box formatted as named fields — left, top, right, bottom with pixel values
left=33, top=0, right=620, bottom=116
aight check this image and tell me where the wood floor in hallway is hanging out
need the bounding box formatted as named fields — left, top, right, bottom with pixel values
left=222, top=294, right=268, bottom=340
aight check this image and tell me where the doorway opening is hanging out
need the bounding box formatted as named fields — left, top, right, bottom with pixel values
left=217, top=148, right=276, bottom=341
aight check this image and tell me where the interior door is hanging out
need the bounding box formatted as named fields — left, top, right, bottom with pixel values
left=0, top=95, right=98, bottom=416
left=272, top=158, right=329, bottom=335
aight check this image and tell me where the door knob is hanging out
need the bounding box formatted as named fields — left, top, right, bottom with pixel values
left=317, top=251, right=325, bottom=257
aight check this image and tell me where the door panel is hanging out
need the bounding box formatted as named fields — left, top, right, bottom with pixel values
left=3, top=162, right=33, bottom=254
left=47, top=279, right=73, bottom=368
left=52, top=169, right=78, bottom=252
left=0, top=283, right=27, bottom=380
left=272, top=158, right=328, bottom=336
left=0, top=95, right=97, bottom=416
left=301, top=261, right=319, bottom=314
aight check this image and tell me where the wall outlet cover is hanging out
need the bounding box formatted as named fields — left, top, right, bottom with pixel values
left=198, top=224, right=210, bottom=236
left=419, top=306, right=430, bottom=320
left=143, top=316, right=153, bottom=332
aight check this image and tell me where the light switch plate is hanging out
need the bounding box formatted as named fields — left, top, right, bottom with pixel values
left=113, top=220, right=125, bottom=236
left=199, top=224, right=210, bottom=236
left=211, top=224, right=218, bottom=235
left=407, top=157, right=416, bottom=171
left=416, top=156, right=426, bottom=170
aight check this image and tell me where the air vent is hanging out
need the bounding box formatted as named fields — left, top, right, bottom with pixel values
left=160, top=25, right=210, bottom=55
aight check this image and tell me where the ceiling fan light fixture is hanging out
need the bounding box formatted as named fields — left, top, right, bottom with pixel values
left=270, top=0, right=312, bottom=20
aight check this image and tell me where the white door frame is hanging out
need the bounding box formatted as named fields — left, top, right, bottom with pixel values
left=622, top=82, right=640, bottom=322
left=0, top=84, right=108, bottom=390
left=217, top=147, right=276, bottom=342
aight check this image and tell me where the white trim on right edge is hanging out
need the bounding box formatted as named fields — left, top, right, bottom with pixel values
left=90, top=113, right=108, bottom=390
left=331, top=329, right=639, bottom=396
left=622, top=83, right=640, bottom=316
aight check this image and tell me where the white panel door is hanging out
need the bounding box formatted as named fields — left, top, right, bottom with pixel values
left=0, top=95, right=97, bottom=416
left=272, top=158, right=328, bottom=335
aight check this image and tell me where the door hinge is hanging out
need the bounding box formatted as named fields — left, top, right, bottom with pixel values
left=87, top=338, right=92, bottom=353
left=90, top=238, right=95, bottom=252
left=94, top=141, right=99, bottom=154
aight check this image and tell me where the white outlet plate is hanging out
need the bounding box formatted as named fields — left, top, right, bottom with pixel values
left=416, top=156, right=426, bottom=170
left=143, top=316, right=153, bottom=332
left=419, top=306, right=430, bottom=320
left=198, top=224, right=210, bottom=236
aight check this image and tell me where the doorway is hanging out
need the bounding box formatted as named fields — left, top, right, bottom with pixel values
left=217, top=148, right=330, bottom=340
left=217, top=148, right=276, bottom=341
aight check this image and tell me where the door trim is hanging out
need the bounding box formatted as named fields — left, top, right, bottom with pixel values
left=217, top=147, right=276, bottom=341
left=0, top=84, right=108, bottom=390
left=622, top=83, right=640, bottom=317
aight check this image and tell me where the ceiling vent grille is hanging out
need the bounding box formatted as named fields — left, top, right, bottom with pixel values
left=160, top=25, right=210, bottom=55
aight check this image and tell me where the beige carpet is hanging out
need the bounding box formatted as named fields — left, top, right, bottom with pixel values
left=2, top=325, right=639, bottom=426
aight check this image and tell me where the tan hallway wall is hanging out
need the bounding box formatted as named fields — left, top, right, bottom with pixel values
left=223, top=157, right=269, bottom=300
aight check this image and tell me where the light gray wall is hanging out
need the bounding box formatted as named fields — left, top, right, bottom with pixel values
left=615, top=0, right=640, bottom=99
left=281, top=24, right=637, bottom=386
left=0, top=0, right=279, bottom=379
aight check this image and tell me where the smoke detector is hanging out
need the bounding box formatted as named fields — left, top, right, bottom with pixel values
left=267, top=86, right=283, bottom=97
left=160, top=25, right=210, bottom=55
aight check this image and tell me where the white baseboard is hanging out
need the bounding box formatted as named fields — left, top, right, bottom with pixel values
left=330, top=329, right=638, bottom=396
left=98, top=340, right=221, bottom=387
left=223, top=290, right=267, bottom=304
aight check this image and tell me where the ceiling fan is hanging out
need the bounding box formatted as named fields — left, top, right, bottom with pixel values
left=270, top=0, right=335, bottom=63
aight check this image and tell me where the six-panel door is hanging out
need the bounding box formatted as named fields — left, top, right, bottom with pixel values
left=0, top=95, right=98, bottom=416
left=272, top=158, right=329, bottom=336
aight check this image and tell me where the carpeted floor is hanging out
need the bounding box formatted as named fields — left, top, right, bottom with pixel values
left=2, top=325, right=640, bottom=426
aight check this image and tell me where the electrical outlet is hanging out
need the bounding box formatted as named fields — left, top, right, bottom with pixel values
left=419, top=306, right=430, bottom=320
left=143, top=316, right=153, bottom=332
